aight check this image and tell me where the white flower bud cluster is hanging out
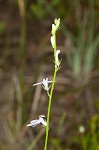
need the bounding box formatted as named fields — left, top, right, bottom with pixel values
left=50, top=18, right=61, bottom=70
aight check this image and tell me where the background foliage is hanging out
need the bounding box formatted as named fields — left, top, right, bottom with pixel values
left=0, top=0, right=99, bottom=149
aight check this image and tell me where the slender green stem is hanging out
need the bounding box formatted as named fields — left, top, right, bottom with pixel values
left=44, top=32, right=57, bottom=150
left=44, top=69, right=57, bottom=150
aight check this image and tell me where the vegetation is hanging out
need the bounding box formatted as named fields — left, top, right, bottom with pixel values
left=0, top=0, right=99, bottom=149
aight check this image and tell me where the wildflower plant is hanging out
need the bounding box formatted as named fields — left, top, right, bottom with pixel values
left=44, top=18, right=61, bottom=150
left=27, top=18, right=61, bottom=150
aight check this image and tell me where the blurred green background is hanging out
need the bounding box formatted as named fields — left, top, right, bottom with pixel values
left=0, top=0, right=99, bottom=149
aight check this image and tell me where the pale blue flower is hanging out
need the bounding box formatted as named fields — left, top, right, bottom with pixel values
left=27, top=115, right=47, bottom=127
left=33, top=78, right=53, bottom=91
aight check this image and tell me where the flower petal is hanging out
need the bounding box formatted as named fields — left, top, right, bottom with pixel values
left=39, top=116, right=47, bottom=126
left=33, top=82, right=43, bottom=86
left=27, top=119, right=40, bottom=127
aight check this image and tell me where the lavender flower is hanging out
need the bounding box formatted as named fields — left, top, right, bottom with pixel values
left=27, top=115, right=47, bottom=127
